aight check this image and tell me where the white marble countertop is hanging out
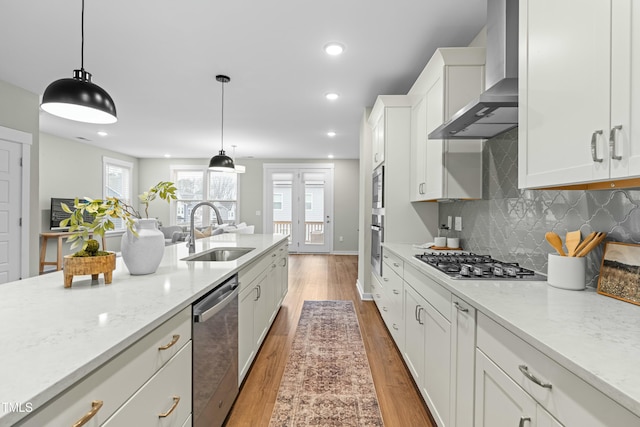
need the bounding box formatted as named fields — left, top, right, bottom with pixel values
left=0, top=233, right=288, bottom=426
left=383, top=243, right=640, bottom=419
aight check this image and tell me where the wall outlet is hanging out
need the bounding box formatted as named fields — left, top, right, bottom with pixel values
left=339, top=236, right=344, bottom=242
left=455, top=216, right=462, bottom=231
left=447, top=216, right=453, bottom=229
left=255, top=210, right=261, bottom=216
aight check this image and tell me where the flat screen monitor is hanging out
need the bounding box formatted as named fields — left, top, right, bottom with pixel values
left=50, top=198, right=95, bottom=230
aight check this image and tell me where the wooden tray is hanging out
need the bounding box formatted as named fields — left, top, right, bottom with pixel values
left=430, top=246, right=463, bottom=251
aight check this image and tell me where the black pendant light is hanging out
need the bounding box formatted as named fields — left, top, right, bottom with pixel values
left=41, top=0, right=117, bottom=124
left=208, top=75, right=236, bottom=172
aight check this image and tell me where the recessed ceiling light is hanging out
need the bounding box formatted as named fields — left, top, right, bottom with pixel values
left=325, top=93, right=340, bottom=101
left=164, top=154, right=171, bottom=158
left=97, top=131, right=108, bottom=137
left=328, top=154, right=335, bottom=159
left=327, top=131, right=337, bottom=137
left=324, top=42, right=345, bottom=56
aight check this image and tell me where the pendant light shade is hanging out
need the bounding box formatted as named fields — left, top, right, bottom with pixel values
left=41, top=0, right=117, bottom=124
left=208, top=75, right=236, bottom=172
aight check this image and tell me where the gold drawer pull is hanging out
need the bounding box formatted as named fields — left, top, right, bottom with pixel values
left=158, top=334, right=180, bottom=351
left=158, top=396, right=181, bottom=418
left=72, top=400, right=103, bottom=427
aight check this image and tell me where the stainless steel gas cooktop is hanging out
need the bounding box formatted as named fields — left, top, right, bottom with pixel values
left=414, top=252, right=546, bottom=281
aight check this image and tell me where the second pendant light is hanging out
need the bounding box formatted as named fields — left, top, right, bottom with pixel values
left=209, top=75, right=235, bottom=172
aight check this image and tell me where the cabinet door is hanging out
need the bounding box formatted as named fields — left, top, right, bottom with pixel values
left=253, top=272, right=271, bottom=348
left=410, top=95, right=428, bottom=201
left=278, top=255, right=288, bottom=303
left=403, top=285, right=425, bottom=388
left=422, top=298, right=451, bottom=427
left=424, top=75, right=446, bottom=200
left=450, top=296, right=476, bottom=427
left=238, top=284, right=257, bottom=383
left=372, top=113, right=385, bottom=168
left=475, top=350, right=537, bottom=427
left=519, top=0, right=612, bottom=188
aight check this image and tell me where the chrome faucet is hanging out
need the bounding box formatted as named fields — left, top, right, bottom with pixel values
left=187, top=201, right=224, bottom=253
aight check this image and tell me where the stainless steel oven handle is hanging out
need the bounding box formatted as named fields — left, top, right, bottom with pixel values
left=193, top=282, right=239, bottom=323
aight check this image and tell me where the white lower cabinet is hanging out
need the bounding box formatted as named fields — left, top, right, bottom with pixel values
left=404, top=280, right=451, bottom=427
left=18, top=307, right=192, bottom=427
left=102, top=342, right=192, bottom=426
left=477, top=313, right=640, bottom=427
left=238, top=242, right=288, bottom=384
left=450, top=296, right=476, bottom=427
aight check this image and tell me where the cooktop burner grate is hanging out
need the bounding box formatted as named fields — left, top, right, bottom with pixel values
left=414, top=252, right=546, bottom=281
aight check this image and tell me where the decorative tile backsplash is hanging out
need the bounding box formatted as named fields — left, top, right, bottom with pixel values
left=439, top=128, right=640, bottom=288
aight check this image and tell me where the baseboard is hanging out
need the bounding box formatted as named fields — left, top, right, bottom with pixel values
left=356, top=279, right=373, bottom=301
left=331, top=250, right=358, bottom=255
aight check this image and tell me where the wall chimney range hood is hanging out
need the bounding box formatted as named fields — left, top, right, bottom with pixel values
left=429, top=0, right=518, bottom=140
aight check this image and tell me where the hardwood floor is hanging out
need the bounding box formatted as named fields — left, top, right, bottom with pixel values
left=225, top=254, right=435, bottom=427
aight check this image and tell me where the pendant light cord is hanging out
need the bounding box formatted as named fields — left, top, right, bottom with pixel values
left=80, top=0, right=85, bottom=71
left=220, top=80, right=225, bottom=152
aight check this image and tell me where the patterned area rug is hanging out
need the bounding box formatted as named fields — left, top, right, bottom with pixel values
left=269, top=300, right=384, bottom=427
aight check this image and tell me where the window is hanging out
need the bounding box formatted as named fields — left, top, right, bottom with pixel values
left=172, top=166, right=239, bottom=227
left=305, top=193, right=313, bottom=210
left=273, top=193, right=283, bottom=210
left=103, top=157, right=133, bottom=230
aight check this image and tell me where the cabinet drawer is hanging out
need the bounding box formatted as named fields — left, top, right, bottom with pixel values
left=404, top=263, right=451, bottom=321
left=20, top=307, right=192, bottom=427
left=103, top=341, right=192, bottom=426
left=477, top=313, right=640, bottom=427
left=239, top=243, right=285, bottom=290
left=383, top=250, right=404, bottom=278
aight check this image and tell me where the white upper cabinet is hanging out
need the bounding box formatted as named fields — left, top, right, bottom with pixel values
left=409, top=48, right=485, bottom=201
left=519, top=0, right=640, bottom=189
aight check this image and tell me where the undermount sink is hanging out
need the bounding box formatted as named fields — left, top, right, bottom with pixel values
left=182, top=247, right=255, bottom=262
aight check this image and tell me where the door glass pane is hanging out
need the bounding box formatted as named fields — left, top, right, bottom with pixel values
left=272, top=173, right=293, bottom=243
left=302, top=173, right=325, bottom=245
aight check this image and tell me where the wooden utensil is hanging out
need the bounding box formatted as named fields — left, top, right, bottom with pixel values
left=565, top=230, right=582, bottom=257
left=575, top=232, right=607, bottom=257
left=571, top=231, right=596, bottom=257
left=545, top=232, right=566, bottom=256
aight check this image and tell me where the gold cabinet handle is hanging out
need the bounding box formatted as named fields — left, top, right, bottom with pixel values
left=158, top=334, right=180, bottom=351
left=158, top=396, right=180, bottom=418
left=72, top=400, right=104, bottom=427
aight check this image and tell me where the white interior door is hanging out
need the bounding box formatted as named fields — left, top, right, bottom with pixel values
left=0, top=136, right=23, bottom=283
left=264, top=164, right=334, bottom=253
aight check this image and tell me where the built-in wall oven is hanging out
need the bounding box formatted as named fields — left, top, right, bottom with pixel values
left=192, top=274, right=239, bottom=427
left=372, top=165, right=384, bottom=209
left=371, top=165, right=385, bottom=276
left=371, top=213, right=384, bottom=276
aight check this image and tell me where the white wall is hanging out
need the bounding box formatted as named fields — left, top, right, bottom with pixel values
left=138, top=157, right=360, bottom=253
left=39, top=133, right=139, bottom=254
left=0, top=80, right=39, bottom=277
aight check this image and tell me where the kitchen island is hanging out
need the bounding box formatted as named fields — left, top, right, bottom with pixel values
left=0, top=233, right=288, bottom=426
left=383, top=243, right=640, bottom=426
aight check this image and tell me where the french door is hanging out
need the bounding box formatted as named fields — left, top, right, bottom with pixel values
left=264, top=164, right=334, bottom=253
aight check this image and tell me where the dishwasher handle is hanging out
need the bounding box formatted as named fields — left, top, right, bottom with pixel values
left=193, top=278, right=239, bottom=323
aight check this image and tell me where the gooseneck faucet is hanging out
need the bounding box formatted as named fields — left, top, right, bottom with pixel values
left=187, top=201, right=224, bottom=253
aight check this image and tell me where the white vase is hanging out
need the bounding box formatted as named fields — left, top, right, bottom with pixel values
left=121, top=218, right=165, bottom=275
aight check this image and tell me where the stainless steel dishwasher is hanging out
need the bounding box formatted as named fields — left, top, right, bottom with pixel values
left=192, top=274, right=239, bottom=427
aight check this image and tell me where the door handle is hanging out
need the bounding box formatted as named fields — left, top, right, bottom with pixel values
left=591, top=130, right=604, bottom=163
left=610, top=125, right=623, bottom=160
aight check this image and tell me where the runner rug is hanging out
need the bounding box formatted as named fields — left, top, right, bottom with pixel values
left=269, top=300, right=384, bottom=426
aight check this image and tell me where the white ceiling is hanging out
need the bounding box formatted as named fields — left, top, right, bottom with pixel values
left=0, top=0, right=486, bottom=160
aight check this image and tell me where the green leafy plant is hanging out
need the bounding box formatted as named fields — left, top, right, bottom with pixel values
left=60, top=181, right=177, bottom=251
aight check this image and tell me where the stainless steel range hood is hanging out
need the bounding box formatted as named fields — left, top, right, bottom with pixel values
left=429, top=0, right=518, bottom=140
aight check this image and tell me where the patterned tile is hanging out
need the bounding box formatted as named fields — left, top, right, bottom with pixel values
left=440, top=128, right=640, bottom=289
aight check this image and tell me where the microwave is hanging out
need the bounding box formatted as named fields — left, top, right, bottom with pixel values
left=372, top=165, right=384, bottom=210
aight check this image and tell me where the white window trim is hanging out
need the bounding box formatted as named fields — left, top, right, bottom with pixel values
left=170, top=165, right=240, bottom=225
left=103, top=157, right=134, bottom=230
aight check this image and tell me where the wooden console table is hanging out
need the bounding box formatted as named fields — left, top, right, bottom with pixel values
left=39, top=231, right=108, bottom=274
